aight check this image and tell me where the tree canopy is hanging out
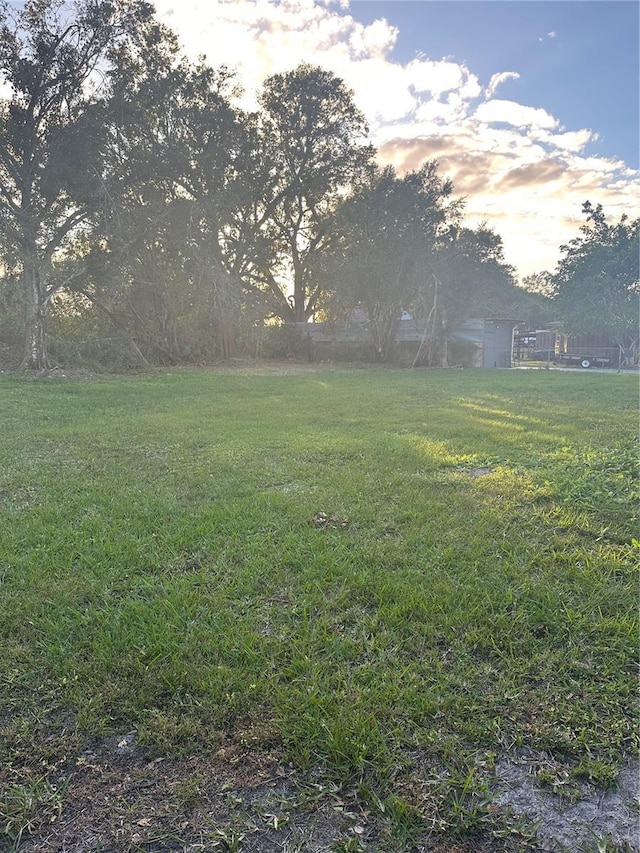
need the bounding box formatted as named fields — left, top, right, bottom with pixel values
left=249, top=64, right=375, bottom=323
left=549, top=202, right=639, bottom=347
left=0, top=0, right=158, bottom=368
left=324, top=163, right=458, bottom=361
left=323, top=165, right=520, bottom=364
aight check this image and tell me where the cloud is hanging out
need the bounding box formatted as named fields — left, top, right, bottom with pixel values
left=378, top=136, right=503, bottom=195
left=475, top=99, right=558, bottom=130
left=377, top=124, right=639, bottom=274
left=497, top=160, right=567, bottom=189
left=486, top=71, right=520, bottom=99
left=348, top=16, right=396, bottom=58
left=531, top=127, right=597, bottom=153
left=406, top=57, right=481, bottom=99
left=151, top=0, right=639, bottom=277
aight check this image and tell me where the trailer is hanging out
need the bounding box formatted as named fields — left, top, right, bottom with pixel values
left=554, top=333, right=617, bottom=369
left=513, top=329, right=634, bottom=369
left=554, top=351, right=612, bottom=369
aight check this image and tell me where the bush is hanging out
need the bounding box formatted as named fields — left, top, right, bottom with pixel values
left=262, top=324, right=314, bottom=360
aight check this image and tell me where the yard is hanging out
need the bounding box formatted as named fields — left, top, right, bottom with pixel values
left=0, top=365, right=637, bottom=852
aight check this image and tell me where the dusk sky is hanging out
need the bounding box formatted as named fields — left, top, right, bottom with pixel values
left=150, top=0, right=639, bottom=280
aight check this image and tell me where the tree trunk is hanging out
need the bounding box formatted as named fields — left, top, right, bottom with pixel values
left=21, top=261, right=50, bottom=370
left=370, top=306, right=398, bottom=362
left=212, top=256, right=241, bottom=359
left=293, top=276, right=307, bottom=322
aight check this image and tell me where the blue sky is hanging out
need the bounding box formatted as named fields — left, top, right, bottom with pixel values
left=349, top=1, right=639, bottom=169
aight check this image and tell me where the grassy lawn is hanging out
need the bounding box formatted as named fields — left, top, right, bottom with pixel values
left=0, top=365, right=637, bottom=850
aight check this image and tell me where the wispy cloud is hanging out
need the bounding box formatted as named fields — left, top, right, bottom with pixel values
left=486, top=71, right=520, bottom=99
left=153, top=0, right=638, bottom=277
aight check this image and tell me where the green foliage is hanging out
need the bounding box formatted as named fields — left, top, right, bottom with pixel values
left=95, top=41, right=248, bottom=364
left=1, top=13, right=377, bottom=368
left=430, top=223, right=519, bottom=334
left=252, top=63, right=376, bottom=322
left=325, top=167, right=519, bottom=364
left=325, top=163, right=458, bottom=360
left=551, top=201, right=640, bottom=345
left=0, top=0, right=158, bottom=369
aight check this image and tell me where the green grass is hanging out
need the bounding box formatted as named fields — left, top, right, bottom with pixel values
left=0, top=366, right=637, bottom=846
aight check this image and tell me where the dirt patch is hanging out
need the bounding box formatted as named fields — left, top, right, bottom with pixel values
left=492, top=751, right=639, bottom=852
left=4, top=730, right=531, bottom=853
left=11, top=732, right=354, bottom=852
left=5, top=731, right=638, bottom=852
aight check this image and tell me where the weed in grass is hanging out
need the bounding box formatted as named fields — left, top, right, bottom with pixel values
left=0, top=776, right=66, bottom=851
left=571, top=758, right=621, bottom=790
left=207, top=826, right=248, bottom=851
left=536, top=767, right=582, bottom=803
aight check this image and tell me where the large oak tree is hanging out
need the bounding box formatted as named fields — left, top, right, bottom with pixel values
left=245, top=64, right=375, bottom=323
left=90, top=26, right=248, bottom=363
left=0, top=0, right=156, bottom=368
left=326, top=163, right=459, bottom=360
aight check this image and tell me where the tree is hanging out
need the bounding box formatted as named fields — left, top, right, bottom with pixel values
left=87, top=24, right=248, bottom=364
left=0, top=0, right=156, bottom=369
left=322, top=164, right=521, bottom=365
left=325, top=162, right=460, bottom=361
left=550, top=201, right=640, bottom=348
left=243, top=64, right=375, bottom=323
left=520, top=271, right=555, bottom=299
left=163, top=65, right=251, bottom=359
left=425, top=223, right=518, bottom=364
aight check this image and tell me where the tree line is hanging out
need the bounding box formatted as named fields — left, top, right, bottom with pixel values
left=1, top=0, right=637, bottom=370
